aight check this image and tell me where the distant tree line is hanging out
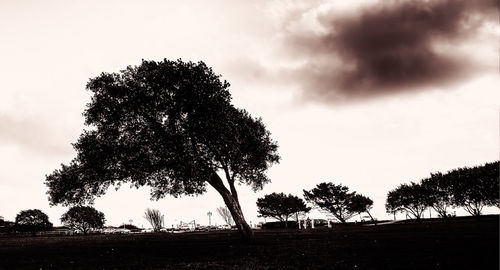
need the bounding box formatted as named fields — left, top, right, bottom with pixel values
left=0, top=207, right=106, bottom=235
left=2, top=161, right=497, bottom=234
left=256, top=183, right=376, bottom=226
left=386, top=161, right=499, bottom=221
left=256, top=161, right=498, bottom=227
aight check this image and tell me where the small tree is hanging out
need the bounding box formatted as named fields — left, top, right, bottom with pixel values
left=256, top=192, right=310, bottom=228
left=348, top=194, right=376, bottom=224
left=303, top=183, right=357, bottom=224
left=216, top=206, right=234, bottom=227
left=144, top=208, right=164, bottom=232
left=386, top=182, right=427, bottom=222
left=15, top=209, right=53, bottom=236
left=60, top=206, right=105, bottom=234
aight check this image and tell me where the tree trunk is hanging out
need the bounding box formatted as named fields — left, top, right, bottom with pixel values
left=337, top=216, right=346, bottom=224
left=208, top=173, right=253, bottom=239
left=366, top=211, right=377, bottom=225
left=220, top=190, right=253, bottom=239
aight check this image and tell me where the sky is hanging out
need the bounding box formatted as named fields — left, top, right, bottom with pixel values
left=0, top=0, right=498, bottom=228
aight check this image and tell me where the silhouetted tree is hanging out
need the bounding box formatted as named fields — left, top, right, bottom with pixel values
left=15, top=209, right=52, bottom=236
left=303, top=183, right=358, bottom=224
left=386, top=182, right=427, bottom=222
left=45, top=59, right=280, bottom=239
left=61, top=206, right=105, bottom=234
left=348, top=194, right=376, bottom=224
left=216, top=206, right=234, bottom=226
left=449, top=161, right=499, bottom=217
left=256, top=192, right=310, bottom=228
left=421, top=173, right=453, bottom=218
left=289, top=195, right=311, bottom=225
left=144, top=208, right=164, bottom=232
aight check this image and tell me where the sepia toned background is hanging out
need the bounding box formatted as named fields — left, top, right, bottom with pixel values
left=0, top=0, right=498, bottom=228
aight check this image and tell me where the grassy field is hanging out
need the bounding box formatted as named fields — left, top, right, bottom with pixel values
left=0, top=215, right=498, bottom=269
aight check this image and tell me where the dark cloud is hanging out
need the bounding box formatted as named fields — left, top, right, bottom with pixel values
left=285, top=0, right=497, bottom=102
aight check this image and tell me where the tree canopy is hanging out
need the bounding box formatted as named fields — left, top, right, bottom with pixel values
left=15, top=209, right=53, bottom=236
left=448, top=161, right=499, bottom=216
left=385, top=182, right=427, bottom=222
left=420, top=172, right=454, bottom=218
left=348, top=194, right=376, bottom=223
left=256, top=192, right=310, bottom=227
left=303, top=182, right=368, bottom=223
left=387, top=161, right=499, bottom=220
left=61, top=206, right=105, bottom=234
left=45, top=59, right=279, bottom=238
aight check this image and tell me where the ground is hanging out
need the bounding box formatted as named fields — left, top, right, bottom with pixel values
left=0, top=215, right=498, bottom=269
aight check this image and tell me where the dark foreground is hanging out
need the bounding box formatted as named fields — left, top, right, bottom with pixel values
left=1, top=216, right=498, bottom=269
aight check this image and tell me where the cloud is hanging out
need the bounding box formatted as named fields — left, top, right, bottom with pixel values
left=280, top=0, right=497, bottom=103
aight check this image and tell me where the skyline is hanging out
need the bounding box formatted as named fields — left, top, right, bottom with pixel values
left=0, top=0, right=499, bottom=227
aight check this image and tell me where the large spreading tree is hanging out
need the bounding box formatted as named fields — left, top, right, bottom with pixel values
left=45, top=59, right=280, bottom=239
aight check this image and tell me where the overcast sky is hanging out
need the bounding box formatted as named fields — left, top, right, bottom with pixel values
left=1, top=0, right=498, bottom=227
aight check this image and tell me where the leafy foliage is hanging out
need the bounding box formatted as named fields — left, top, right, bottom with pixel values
left=421, top=173, right=454, bottom=218
left=60, top=206, right=105, bottom=234
left=385, top=182, right=427, bottom=221
left=144, top=208, right=164, bottom=232
left=256, top=192, right=310, bottom=226
left=348, top=194, right=376, bottom=223
left=389, top=161, right=499, bottom=220
left=15, top=209, right=53, bottom=235
left=448, top=161, right=499, bottom=216
left=45, top=59, right=280, bottom=238
left=303, top=182, right=370, bottom=223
